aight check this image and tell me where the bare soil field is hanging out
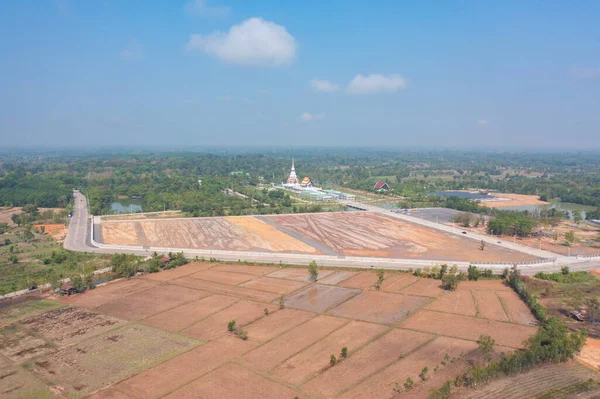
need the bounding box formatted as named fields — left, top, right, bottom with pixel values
left=94, top=285, right=207, bottom=320
left=115, top=336, right=257, bottom=399
left=399, top=310, right=537, bottom=348
left=302, top=329, right=433, bottom=398
left=142, top=294, right=239, bottom=332
left=271, top=320, right=387, bottom=385
left=33, top=223, right=66, bottom=241
left=182, top=300, right=276, bottom=341
left=245, top=308, right=315, bottom=342
left=240, top=276, right=308, bottom=294
left=283, top=284, right=361, bottom=312
left=480, top=193, right=549, bottom=208
left=19, top=306, right=127, bottom=346
left=141, top=261, right=214, bottom=281
left=265, top=267, right=336, bottom=282
left=170, top=276, right=280, bottom=302
left=187, top=269, right=254, bottom=285
left=100, top=211, right=537, bottom=262
left=30, top=324, right=197, bottom=397
left=399, top=278, right=445, bottom=297
left=473, top=290, right=509, bottom=322
left=381, top=273, right=420, bottom=292
left=339, top=270, right=389, bottom=289
left=57, top=278, right=158, bottom=308
left=496, top=290, right=538, bottom=325
left=241, top=315, right=348, bottom=372
left=0, top=267, right=546, bottom=399
left=268, top=212, right=535, bottom=262
left=317, top=271, right=358, bottom=285
left=328, top=291, right=430, bottom=324
left=343, top=336, right=478, bottom=399
left=425, top=290, right=477, bottom=316
left=162, top=363, right=303, bottom=399
left=578, top=337, right=600, bottom=372
left=101, top=216, right=321, bottom=254
left=211, top=263, right=278, bottom=276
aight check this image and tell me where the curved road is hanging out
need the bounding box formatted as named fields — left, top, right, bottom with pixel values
left=65, top=191, right=600, bottom=275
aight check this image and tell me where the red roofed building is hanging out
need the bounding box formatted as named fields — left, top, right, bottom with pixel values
left=373, top=181, right=391, bottom=191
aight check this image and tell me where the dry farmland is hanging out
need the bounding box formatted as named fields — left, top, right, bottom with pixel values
left=4, top=262, right=588, bottom=399
left=100, top=211, right=537, bottom=262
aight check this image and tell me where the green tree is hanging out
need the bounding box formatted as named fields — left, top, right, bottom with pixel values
left=11, top=213, right=21, bottom=226
left=468, top=265, right=480, bottom=281
left=478, top=334, right=495, bottom=362
left=23, top=228, right=34, bottom=242
left=573, top=211, right=582, bottom=224
left=564, top=231, right=575, bottom=244
left=330, top=354, right=337, bottom=365
left=308, top=260, right=319, bottom=282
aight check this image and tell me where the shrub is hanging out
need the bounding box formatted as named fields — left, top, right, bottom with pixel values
left=264, top=308, right=269, bottom=316
left=413, top=268, right=421, bottom=277
left=340, top=347, right=348, bottom=358
left=330, top=354, right=337, bottom=365
left=279, top=295, right=285, bottom=309
left=405, top=377, right=414, bottom=389
left=227, top=320, right=236, bottom=332
left=561, top=265, right=570, bottom=275
left=420, top=366, right=429, bottom=381
left=442, top=273, right=459, bottom=291
left=308, top=261, right=319, bottom=281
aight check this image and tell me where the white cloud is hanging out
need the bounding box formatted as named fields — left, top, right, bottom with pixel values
left=120, top=39, right=142, bottom=61
left=184, top=0, right=229, bottom=16
left=301, top=112, right=325, bottom=121
left=310, top=79, right=339, bottom=93
left=570, top=65, right=600, bottom=80
left=346, top=74, right=406, bottom=94
left=477, top=120, right=489, bottom=126
left=185, top=18, right=296, bottom=67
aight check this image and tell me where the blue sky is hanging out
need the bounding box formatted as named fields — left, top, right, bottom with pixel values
left=1, top=0, right=599, bottom=149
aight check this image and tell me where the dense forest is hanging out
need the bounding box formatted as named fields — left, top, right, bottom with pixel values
left=1, top=149, right=599, bottom=215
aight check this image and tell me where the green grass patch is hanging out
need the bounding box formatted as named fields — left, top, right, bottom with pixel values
left=536, top=378, right=600, bottom=399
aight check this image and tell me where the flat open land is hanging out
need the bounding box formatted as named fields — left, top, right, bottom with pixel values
left=268, top=212, right=535, bottom=261
left=101, top=216, right=321, bottom=254
left=480, top=193, right=549, bottom=208
left=99, top=211, right=537, bottom=262
left=0, top=263, right=549, bottom=398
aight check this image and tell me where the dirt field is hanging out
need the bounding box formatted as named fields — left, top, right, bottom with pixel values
left=578, top=337, right=600, bottom=372
left=0, top=265, right=547, bottom=399
left=328, top=291, right=430, bottom=324
left=100, top=211, right=537, bottom=262
left=269, top=212, right=535, bottom=261
left=480, top=193, right=549, bottom=208
left=283, top=284, right=361, bottom=312
left=33, top=223, right=67, bottom=241
left=101, top=216, right=321, bottom=254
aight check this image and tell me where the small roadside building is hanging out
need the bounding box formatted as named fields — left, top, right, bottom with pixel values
left=373, top=181, right=391, bottom=191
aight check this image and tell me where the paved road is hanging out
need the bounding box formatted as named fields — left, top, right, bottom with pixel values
left=64, top=192, right=600, bottom=275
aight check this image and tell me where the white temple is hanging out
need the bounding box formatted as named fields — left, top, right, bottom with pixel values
left=286, top=157, right=299, bottom=185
